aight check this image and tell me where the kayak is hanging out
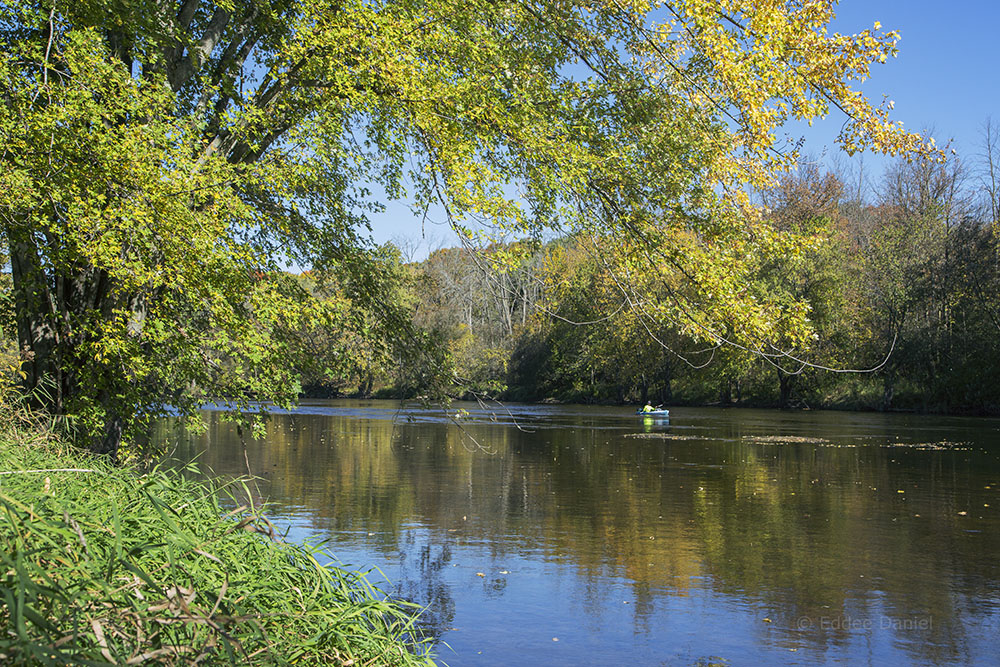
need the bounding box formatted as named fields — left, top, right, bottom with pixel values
left=636, top=409, right=670, bottom=416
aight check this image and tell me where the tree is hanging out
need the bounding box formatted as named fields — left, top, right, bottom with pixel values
left=979, top=118, right=1000, bottom=225
left=758, top=163, right=850, bottom=407
left=0, top=0, right=928, bottom=457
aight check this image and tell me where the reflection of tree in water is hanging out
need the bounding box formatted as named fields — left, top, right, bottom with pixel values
left=685, top=441, right=988, bottom=662
left=630, top=582, right=656, bottom=636
left=393, top=533, right=455, bottom=642
left=160, top=405, right=1000, bottom=665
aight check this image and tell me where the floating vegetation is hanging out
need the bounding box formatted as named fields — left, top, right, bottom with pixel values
left=884, top=441, right=973, bottom=450
left=631, top=433, right=975, bottom=450
left=740, top=435, right=973, bottom=450
left=742, top=435, right=830, bottom=445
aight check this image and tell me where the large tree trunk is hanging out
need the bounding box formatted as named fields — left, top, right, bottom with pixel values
left=719, top=377, right=732, bottom=405
left=357, top=372, right=374, bottom=398
left=10, top=231, right=64, bottom=413
left=9, top=230, right=128, bottom=458
left=778, top=370, right=795, bottom=409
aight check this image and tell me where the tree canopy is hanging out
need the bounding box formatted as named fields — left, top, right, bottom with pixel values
left=0, top=0, right=928, bottom=457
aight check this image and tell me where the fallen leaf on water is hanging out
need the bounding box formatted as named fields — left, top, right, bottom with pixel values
left=476, top=572, right=485, bottom=577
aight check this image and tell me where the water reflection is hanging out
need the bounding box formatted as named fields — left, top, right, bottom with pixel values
left=159, top=403, right=1000, bottom=665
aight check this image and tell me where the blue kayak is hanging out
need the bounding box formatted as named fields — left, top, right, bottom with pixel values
left=636, top=409, right=670, bottom=416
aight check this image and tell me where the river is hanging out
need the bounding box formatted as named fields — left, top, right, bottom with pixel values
left=162, top=401, right=1000, bottom=666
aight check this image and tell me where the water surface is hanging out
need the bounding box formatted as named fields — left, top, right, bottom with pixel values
left=163, top=402, right=1000, bottom=665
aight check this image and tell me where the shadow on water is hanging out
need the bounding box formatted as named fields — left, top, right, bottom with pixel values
left=157, top=402, right=1000, bottom=666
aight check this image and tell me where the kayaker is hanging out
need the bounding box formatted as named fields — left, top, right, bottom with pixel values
left=642, top=403, right=655, bottom=413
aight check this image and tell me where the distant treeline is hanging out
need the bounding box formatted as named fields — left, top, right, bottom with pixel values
left=369, top=144, right=1000, bottom=415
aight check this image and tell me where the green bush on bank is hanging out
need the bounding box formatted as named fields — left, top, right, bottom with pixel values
left=0, top=418, right=434, bottom=666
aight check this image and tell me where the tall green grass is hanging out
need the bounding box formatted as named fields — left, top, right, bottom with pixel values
left=0, top=413, right=435, bottom=665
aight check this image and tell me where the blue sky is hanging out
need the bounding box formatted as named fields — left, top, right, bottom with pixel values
left=809, top=0, right=1000, bottom=161
left=368, top=1, right=1000, bottom=254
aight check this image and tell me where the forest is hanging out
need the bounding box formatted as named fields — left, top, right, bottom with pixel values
left=301, top=143, right=1000, bottom=415
left=6, top=140, right=1000, bottom=417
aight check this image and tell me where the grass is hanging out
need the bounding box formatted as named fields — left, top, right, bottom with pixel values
left=0, top=406, right=435, bottom=666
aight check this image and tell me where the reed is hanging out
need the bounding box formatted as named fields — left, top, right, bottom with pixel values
left=0, top=413, right=434, bottom=666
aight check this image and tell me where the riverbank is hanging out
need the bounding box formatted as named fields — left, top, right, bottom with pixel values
left=353, top=383, right=1000, bottom=417
left=0, top=417, right=434, bottom=665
